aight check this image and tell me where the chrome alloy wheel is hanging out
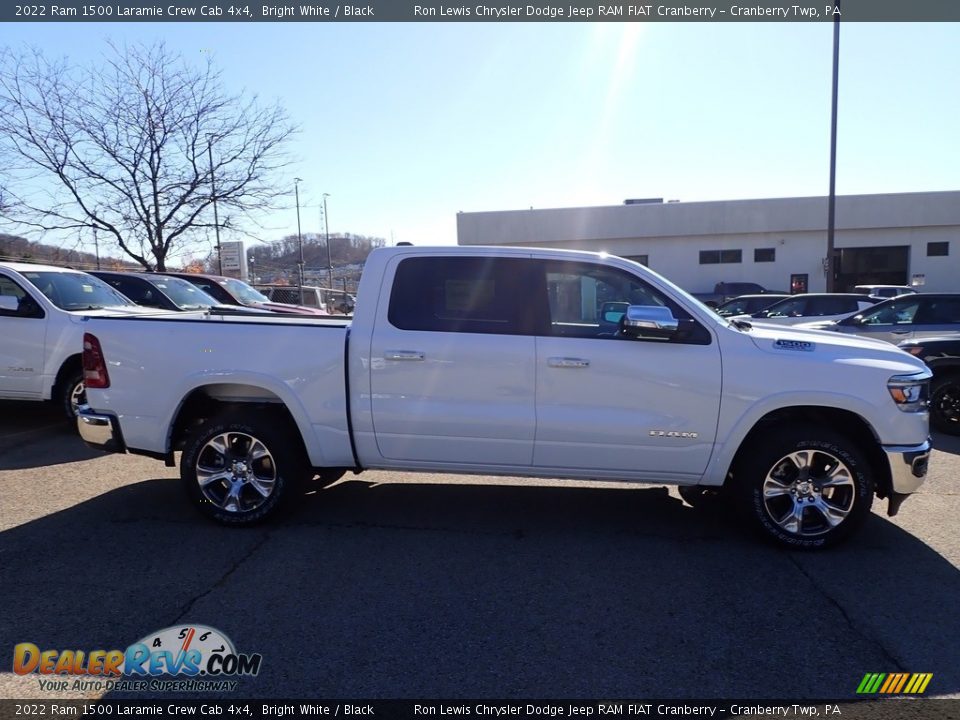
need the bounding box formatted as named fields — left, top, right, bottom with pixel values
left=69, top=380, right=86, bottom=417
left=195, top=432, right=277, bottom=514
left=761, top=449, right=856, bottom=537
left=933, top=384, right=960, bottom=428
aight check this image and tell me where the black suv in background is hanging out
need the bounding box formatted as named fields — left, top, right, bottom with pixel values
left=899, top=336, right=960, bottom=435
left=715, top=293, right=791, bottom=317
left=91, top=271, right=256, bottom=313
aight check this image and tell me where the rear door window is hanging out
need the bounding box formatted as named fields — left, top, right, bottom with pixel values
left=388, top=256, right=540, bottom=335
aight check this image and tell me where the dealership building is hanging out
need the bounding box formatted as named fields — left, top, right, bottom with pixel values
left=456, top=190, right=959, bottom=295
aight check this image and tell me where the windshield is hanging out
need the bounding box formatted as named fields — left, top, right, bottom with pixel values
left=755, top=297, right=805, bottom=318
left=717, top=297, right=761, bottom=316
left=223, top=277, right=270, bottom=304
left=855, top=297, right=922, bottom=326
left=22, top=271, right=133, bottom=310
left=147, top=276, right=219, bottom=309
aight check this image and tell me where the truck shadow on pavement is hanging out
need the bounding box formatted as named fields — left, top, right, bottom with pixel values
left=0, top=425, right=103, bottom=470
left=1, top=477, right=958, bottom=699
left=0, top=400, right=102, bottom=468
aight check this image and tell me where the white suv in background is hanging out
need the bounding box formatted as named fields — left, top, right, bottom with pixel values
left=854, top=285, right=917, bottom=300
left=728, top=293, right=878, bottom=326
left=0, top=262, right=168, bottom=419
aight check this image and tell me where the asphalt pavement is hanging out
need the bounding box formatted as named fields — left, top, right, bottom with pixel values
left=0, top=400, right=958, bottom=702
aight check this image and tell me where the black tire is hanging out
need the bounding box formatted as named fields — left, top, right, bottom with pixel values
left=930, top=375, right=960, bottom=436
left=58, top=368, right=85, bottom=422
left=732, top=424, right=874, bottom=549
left=180, top=409, right=309, bottom=525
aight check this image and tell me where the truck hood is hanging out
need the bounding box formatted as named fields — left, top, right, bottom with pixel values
left=795, top=319, right=840, bottom=331
left=744, top=322, right=928, bottom=375
left=71, top=305, right=179, bottom=317
left=252, top=301, right=328, bottom=316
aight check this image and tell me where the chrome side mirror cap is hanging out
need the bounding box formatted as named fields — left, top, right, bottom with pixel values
left=622, top=305, right=679, bottom=340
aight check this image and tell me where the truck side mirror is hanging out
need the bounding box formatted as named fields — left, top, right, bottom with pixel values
left=0, top=296, right=18, bottom=312
left=621, top=305, right=679, bottom=340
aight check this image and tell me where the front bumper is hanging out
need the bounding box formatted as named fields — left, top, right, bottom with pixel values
left=76, top=405, right=125, bottom=454
left=882, top=439, right=931, bottom=516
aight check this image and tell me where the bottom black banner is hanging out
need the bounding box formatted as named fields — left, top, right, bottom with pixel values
left=1, top=700, right=959, bottom=720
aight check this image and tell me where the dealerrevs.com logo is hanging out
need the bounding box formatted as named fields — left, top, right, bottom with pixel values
left=12, top=625, right=263, bottom=693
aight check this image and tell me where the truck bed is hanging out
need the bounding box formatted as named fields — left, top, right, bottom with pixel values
left=81, top=311, right=355, bottom=469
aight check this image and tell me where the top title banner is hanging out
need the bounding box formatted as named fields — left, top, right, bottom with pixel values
left=5, top=0, right=960, bottom=21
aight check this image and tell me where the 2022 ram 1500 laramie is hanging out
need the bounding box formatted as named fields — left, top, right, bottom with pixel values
left=77, top=247, right=932, bottom=549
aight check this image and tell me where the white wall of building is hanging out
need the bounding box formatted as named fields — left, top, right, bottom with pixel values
left=456, top=191, right=960, bottom=294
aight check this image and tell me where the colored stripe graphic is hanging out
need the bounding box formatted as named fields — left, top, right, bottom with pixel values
left=879, top=674, right=896, bottom=693
left=857, top=673, right=883, bottom=694
left=892, top=673, right=910, bottom=693
left=857, top=672, right=932, bottom=694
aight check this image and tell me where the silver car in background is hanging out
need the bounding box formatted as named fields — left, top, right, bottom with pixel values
left=800, top=293, right=960, bottom=343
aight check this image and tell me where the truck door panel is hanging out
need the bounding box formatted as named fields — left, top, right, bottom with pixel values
left=0, top=274, right=47, bottom=399
left=369, top=256, right=540, bottom=466
left=533, top=260, right=722, bottom=477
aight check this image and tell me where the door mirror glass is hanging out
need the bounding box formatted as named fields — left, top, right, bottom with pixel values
left=622, top=305, right=679, bottom=340
left=601, top=301, right=630, bottom=324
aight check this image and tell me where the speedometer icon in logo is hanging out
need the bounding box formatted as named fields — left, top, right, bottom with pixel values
left=125, top=625, right=261, bottom=677
left=139, top=625, right=235, bottom=658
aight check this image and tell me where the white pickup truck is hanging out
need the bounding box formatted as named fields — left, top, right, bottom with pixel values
left=0, top=262, right=167, bottom=419
left=77, top=246, right=933, bottom=549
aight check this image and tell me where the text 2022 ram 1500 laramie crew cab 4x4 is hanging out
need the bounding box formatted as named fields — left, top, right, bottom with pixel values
left=76, top=247, right=932, bottom=549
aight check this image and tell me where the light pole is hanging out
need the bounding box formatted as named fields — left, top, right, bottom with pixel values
left=825, top=1, right=841, bottom=292
left=294, top=177, right=304, bottom=305
left=322, top=193, right=332, bottom=292
left=207, top=136, right=223, bottom=275
left=93, top=226, right=101, bottom=270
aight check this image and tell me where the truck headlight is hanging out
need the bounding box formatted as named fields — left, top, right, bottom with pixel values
left=887, top=373, right=931, bottom=413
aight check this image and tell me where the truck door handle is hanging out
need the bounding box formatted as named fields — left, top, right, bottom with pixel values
left=548, top=357, right=590, bottom=369
left=891, top=330, right=910, bottom=335
left=384, top=350, right=425, bottom=361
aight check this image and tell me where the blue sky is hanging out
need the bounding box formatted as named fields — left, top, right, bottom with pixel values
left=6, top=21, right=960, bottom=258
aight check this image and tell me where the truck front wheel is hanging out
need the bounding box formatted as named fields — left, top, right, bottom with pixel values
left=181, top=410, right=309, bottom=525
left=733, top=425, right=874, bottom=549
left=58, top=368, right=85, bottom=421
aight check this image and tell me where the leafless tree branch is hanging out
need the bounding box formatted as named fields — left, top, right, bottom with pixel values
left=0, top=42, right=296, bottom=270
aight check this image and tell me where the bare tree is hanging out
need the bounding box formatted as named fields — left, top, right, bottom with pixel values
left=0, top=42, right=295, bottom=270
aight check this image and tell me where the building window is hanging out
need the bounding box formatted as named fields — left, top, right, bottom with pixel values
left=699, top=249, right=742, bottom=264
left=754, top=248, right=775, bottom=263
left=927, top=241, right=949, bottom=257
left=624, top=254, right=649, bottom=267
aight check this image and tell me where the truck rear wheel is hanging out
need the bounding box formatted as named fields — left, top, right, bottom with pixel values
left=181, top=409, right=309, bottom=525
left=733, top=425, right=874, bottom=549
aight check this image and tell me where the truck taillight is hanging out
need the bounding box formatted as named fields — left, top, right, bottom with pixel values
left=83, top=332, right=110, bottom=389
